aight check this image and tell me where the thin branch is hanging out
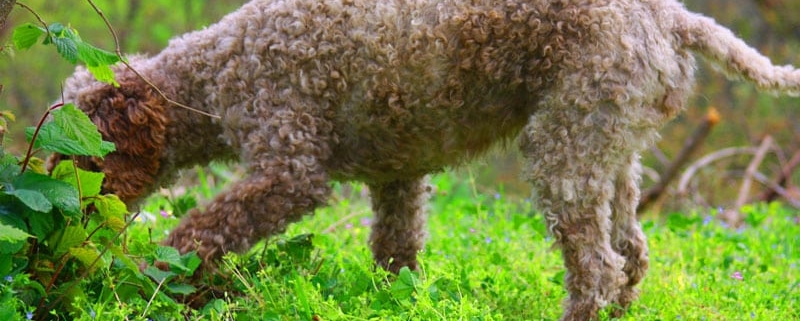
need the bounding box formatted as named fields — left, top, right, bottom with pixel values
left=758, top=149, right=800, bottom=202
left=21, top=102, right=63, bottom=172
left=676, top=146, right=759, bottom=195
left=751, top=171, right=800, bottom=208
left=639, top=108, right=719, bottom=211
left=14, top=2, right=47, bottom=29
left=734, top=136, right=773, bottom=208
left=84, top=0, right=220, bottom=119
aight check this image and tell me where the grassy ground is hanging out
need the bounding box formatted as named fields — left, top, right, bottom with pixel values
left=112, top=167, right=798, bottom=321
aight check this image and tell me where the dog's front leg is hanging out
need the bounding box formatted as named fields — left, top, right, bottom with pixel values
left=367, top=177, right=431, bottom=273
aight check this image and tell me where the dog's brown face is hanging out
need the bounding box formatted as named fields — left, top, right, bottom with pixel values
left=48, top=70, right=169, bottom=205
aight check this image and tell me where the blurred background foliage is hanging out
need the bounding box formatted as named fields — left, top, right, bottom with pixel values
left=1, top=0, right=799, bottom=212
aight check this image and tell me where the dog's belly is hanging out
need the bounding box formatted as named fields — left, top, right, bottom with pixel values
left=327, top=96, right=531, bottom=182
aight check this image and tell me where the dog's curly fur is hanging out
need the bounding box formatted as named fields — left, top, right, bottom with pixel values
left=51, top=0, right=800, bottom=319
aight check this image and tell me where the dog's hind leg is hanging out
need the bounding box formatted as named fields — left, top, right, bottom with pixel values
left=609, top=155, right=650, bottom=316
left=521, top=105, right=635, bottom=320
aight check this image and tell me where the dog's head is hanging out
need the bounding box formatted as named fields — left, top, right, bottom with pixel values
left=47, top=64, right=169, bottom=204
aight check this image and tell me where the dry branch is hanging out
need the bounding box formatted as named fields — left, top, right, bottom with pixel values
left=758, top=149, right=800, bottom=202
left=639, top=108, right=720, bottom=212
left=735, top=136, right=773, bottom=208
left=676, top=146, right=759, bottom=195
left=751, top=171, right=800, bottom=208
left=718, top=136, right=774, bottom=226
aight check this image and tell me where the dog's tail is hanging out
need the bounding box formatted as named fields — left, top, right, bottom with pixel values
left=675, top=9, right=800, bottom=96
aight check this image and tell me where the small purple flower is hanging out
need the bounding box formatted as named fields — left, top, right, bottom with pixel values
left=26, top=312, right=33, bottom=320
left=750, top=312, right=756, bottom=319
left=360, top=217, right=372, bottom=226
left=731, top=271, right=744, bottom=281
left=159, top=210, right=170, bottom=218
left=345, top=223, right=354, bottom=229
left=702, top=215, right=712, bottom=225
left=494, top=193, right=501, bottom=200
left=485, top=237, right=492, bottom=244
left=469, top=228, right=476, bottom=233
left=4, top=275, right=12, bottom=282
left=90, top=309, right=96, bottom=319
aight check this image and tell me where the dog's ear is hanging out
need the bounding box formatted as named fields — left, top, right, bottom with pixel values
left=78, top=78, right=169, bottom=204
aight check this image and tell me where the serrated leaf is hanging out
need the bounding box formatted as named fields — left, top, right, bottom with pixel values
left=5, top=189, right=52, bottom=213
left=154, top=245, right=182, bottom=264
left=77, top=41, right=120, bottom=67
left=27, top=104, right=116, bottom=157
left=108, top=245, right=139, bottom=272
left=12, top=23, right=45, bottom=50
left=86, top=64, right=119, bottom=86
left=13, top=171, right=80, bottom=215
left=47, top=23, right=66, bottom=35
left=28, top=212, right=55, bottom=240
left=104, top=216, right=126, bottom=232
left=165, top=283, right=196, bottom=295
left=50, top=160, right=105, bottom=198
left=390, top=267, right=420, bottom=300
left=143, top=265, right=176, bottom=283
left=0, top=223, right=32, bottom=243
left=70, top=246, right=103, bottom=271
left=52, top=36, right=79, bottom=64
left=50, top=225, right=87, bottom=256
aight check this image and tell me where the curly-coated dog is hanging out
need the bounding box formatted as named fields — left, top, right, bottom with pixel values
left=51, top=0, right=800, bottom=319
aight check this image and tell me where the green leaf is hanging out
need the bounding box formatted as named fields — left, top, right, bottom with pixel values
left=153, top=245, right=199, bottom=275
left=27, top=103, right=116, bottom=157
left=70, top=246, right=103, bottom=271
left=86, top=64, right=119, bottom=86
left=108, top=245, right=139, bottom=272
left=50, top=160, right=105, bottom=198
left=4, top=189, right=51, bottom=213
left=154, top=246, right=183, bottom=265
left=28, top=211, right=55, bottom=240
left=77, top=41, right=120, bottom=67
left=0, top=224, right=30, bottom=255
left=51, top=36, right=79, bottom=64
left=50, top=225, right=87, bottom=256
left=143, top=265, right=176, bottom=283
left=390, top=267, right=421, bottom=300
left=165, top=283, right=197, bottom=295
left=13, top=171, right=80, bottom=215
left=0, top=223, right=32, bottom=243
left=12, top=23, right=45, bottom=50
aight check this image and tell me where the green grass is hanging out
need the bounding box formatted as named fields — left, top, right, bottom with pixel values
left=10, top=167, right=797, bottom=320
left=122, top=168, right=798, bottom=321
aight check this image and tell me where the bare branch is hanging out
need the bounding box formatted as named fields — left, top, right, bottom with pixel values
left=734, top=136, right=773, bottom=208
left=639, top=108, right=720, bottom=212
left=676, top=146, right=759, bottom=195
left=718, top=136, right=775, bottom=227
left=751, top=171, right=800, bottom=208
left=758, top=149, right=800, bottom=202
